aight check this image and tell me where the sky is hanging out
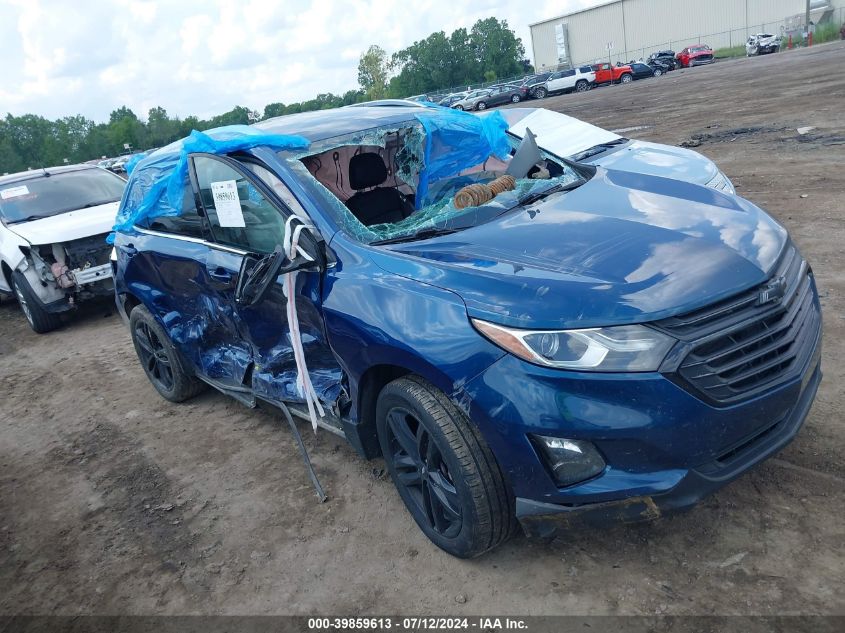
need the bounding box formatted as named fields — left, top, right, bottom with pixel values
left=0, top=0, right=601, bottom=123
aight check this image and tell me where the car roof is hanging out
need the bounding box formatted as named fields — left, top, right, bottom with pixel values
left=0, top=164, right=99, bottom=186
left=254, top=104, right=440, bottom=143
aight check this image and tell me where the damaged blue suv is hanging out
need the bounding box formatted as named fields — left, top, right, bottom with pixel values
left=112, top=105, right=822, bottom=558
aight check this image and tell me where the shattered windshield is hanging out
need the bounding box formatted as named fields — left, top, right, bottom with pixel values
left=283, top=110, right=584, bottom=245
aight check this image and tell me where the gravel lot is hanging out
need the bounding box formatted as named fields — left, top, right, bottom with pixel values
left=1, top=41, right=843, bottom=617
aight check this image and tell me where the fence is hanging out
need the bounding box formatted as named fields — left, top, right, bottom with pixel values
left=577, top=6, right=845, bottom=67
left=420, top=7, right=845, bottom=102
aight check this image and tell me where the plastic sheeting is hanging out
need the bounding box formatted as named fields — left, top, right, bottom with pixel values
left=123, top=152, right=148, bottom=175
left=110, top=125, right=309, bottom=241
left=413, top=108, right=511, bottom=209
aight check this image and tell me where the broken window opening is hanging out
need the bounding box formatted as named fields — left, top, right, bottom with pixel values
left=283, top=116, right=583, bottom=245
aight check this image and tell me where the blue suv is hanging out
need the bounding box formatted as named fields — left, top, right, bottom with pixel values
left=112, top=105, right=822, bottom=557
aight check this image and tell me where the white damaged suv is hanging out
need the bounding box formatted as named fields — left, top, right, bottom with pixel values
left=0, top=165, right=126, bottom=332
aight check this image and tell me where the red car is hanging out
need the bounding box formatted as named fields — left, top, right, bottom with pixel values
left=676, top=44, right=715, bottom=67
left=591, top=62, right=634, bottom=85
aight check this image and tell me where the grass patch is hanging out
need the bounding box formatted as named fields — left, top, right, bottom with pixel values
left=813, top=21, right=842, bottom=44
left=714, top=45, right=747, bottom=58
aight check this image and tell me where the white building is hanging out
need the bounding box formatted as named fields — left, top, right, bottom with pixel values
left=529, top=0, right=844, bottom=70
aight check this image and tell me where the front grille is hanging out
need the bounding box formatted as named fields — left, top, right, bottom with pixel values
left=64, top=233, right=112, bottom=268
left=657, top=244, right=821, bottom=405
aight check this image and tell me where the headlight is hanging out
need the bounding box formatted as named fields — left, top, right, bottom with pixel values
left=472, top=319, right=675, bottom=372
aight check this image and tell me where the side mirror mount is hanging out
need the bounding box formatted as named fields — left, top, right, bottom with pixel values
left=235, top=241, right=323, bottom=306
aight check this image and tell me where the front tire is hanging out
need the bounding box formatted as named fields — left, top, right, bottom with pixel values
left=511, top=94, right=521, bottom=103
left=11, top=270, right=62, bottom=333
left=534, top=87, right=547, bottom=99
left=129, top=304, right=205, bottom=403
left=377, top=376, right=515, bottom=558
left=620, top=73, right=633, bottom=84
left=653, top=68, right=663, bottom=77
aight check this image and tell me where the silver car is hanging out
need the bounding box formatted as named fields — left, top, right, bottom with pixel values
left=746, top=33, right=780, bottom=56
left=450, top=89, right=492, bottom=111
left=498, top=107, right=735, bottom=194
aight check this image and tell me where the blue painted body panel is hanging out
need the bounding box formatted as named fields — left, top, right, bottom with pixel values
left=586, top=139, right=720, bottom=186
left=114, top=107, right=821, bottom=527
left=372, top=168, right=786, bottom=329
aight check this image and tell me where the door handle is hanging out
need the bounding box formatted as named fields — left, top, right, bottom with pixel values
left=208, top=267, right=233, bottom=282
left=122, top=243, right=138, bottom=257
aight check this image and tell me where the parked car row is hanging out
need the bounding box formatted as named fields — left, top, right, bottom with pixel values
left=438, top=45, right=720, bottom=112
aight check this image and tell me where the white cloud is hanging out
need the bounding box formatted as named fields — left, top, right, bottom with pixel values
left=0, top=0, right=598, bottom=122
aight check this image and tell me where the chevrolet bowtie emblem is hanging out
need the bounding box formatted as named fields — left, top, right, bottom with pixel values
left=757, top=275, right=787, bottom=305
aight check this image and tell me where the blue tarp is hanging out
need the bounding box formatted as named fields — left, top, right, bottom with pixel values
left=412, top=108, right=511, bottom=208
left=123, top=151, right=148, bottom=175
left=110, top=125, right=309, bottom=242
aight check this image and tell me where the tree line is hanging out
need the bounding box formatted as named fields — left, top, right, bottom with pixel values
left=1, top=17, right=529, bottom=174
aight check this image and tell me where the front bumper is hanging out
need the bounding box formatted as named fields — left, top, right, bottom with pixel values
left=462, top=291, right=822, bottom=536
left=516, top=360, right=821, bottom=537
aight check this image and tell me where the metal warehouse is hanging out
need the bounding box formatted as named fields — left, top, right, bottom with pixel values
left=530, top=0, right=845, bottom=70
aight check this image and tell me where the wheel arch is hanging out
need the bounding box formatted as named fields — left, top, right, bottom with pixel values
left=1, top=260, right=13, bottom=291
left=349, top=354, right=472, bottom=459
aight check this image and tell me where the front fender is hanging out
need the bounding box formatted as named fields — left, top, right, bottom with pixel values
left=322, top=235, right=505, bottom=423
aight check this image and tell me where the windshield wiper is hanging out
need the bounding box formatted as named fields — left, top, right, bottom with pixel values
left=515, top=178, right=585, bottom=207
left=571, top=139, right=627, bottom=161
left=7, top=214, right=51, bottom=224
left=370, top=226, right=460, bottom=246
left=80, top=199, right=120, bottom=208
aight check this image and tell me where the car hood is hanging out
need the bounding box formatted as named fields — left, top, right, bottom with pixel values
left=372, top=169, right=788, bottom=329
left=502, top=108, right=622, bottom=158
left=586, top=140, right=720, bottom=186
left=501, top=109, right=722, bottom=188
left=5, top=201, right=118, bottom=245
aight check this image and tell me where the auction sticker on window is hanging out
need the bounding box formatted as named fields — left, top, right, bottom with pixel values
left=210, top=180, right=245, bottom=227
left=1, top=185, right=30, bottom=200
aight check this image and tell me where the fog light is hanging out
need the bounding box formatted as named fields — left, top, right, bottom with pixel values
left=532, top=435, right=606, bottom=487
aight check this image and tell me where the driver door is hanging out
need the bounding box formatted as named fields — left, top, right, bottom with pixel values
left=189, top=153, right=343, bottom=407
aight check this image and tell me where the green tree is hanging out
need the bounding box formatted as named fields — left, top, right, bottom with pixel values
left=108, top=106, right=145, bottom=153
left=358, top=45, right=389, bottom=99
left=470, top=18, right=525, bottom=81
left=146, top=106, right=179, bottom=148
left=386, top=18, right=527, bottom=97
left=263, top=102, right=287, bottom=119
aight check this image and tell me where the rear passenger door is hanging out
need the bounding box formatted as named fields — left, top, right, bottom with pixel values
left=113, top=174, right=256, bottom=388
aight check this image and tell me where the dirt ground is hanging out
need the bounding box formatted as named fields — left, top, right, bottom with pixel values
left=1, top=42, right=844, bottom=617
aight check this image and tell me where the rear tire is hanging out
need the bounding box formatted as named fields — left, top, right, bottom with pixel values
left=453, top=104, right=464, bottom=111
left=476, top=101, right=487, bottom=110
left=653, top=68, right=663, bottom=77
left=129, top=304, right=205, bottom=403
left=11, top=271, right=62, bottom=334
left=575, top=80, right=588, bottom=92
left=377, top=376, right=516, bottom=558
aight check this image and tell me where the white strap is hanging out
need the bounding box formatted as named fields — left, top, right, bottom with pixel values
left=282, top=215, right=324, bottom=432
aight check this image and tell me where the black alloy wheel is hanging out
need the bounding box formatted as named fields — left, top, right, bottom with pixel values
left=134, top=320, right=174, bottom=393
left=129, top=304, right=205, bottom=402
left=376, top=376, right=516, bottom=558
left=385, top=406, right=463, bottom=538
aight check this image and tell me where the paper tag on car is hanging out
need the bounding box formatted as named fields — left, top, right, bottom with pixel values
left=210, top=180, right=245, bottom=227
left=1, top=185, right=30, bottom=200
